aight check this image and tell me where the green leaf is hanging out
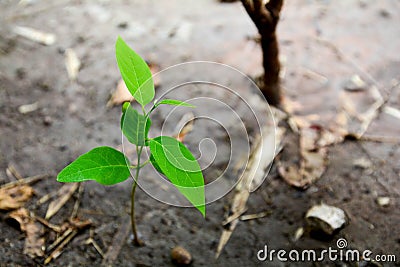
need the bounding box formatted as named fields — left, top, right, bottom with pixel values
left=57, top=146, right=130, bottom=185
left=115, top=37, right=155, bottom=106
left=121, top=103, right=151, bottom=146
left=155, top=99, right=195, bottom=108
left=149, top=136, right=205, bottom=216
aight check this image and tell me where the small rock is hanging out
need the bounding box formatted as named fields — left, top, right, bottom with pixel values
left=377, top=196, right=390, bottom=207
left=65, top=48, right=81, bottom=81
left=117, top=22, right=128, bottom=29
left=353, top=157, right=372, bottom=169
left=18, top=102, right=39, bottom=114
left=171, top=246, right=192, bottom=266
left=379, top=9, right=391, bottom=18
left=15, top=68, right=26, bottom=79
left=43, top=116, right=52, bottom=126
left=343, top=74, right=367, bottom=92
left=306, top=204, right=347, bottom=236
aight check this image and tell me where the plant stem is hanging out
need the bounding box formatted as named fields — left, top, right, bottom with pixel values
left=131, top=146, right=144, bottom=246
left=129, top=159, right=149, bottom=169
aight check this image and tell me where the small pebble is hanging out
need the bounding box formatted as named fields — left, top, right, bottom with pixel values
left=43, top=116, right=52, bottom=126
left=377, top=197, right=390, bottom=207
left=117, top=22, right=128, bottom=29
left=18, top=102, right=38, bottom=114
left=306, top=204, right=347, bottom=236
left=379, top=9, right=390, bottom=18
left=343, top=74, right=367, bottom=92
left=15, top=68, right=26, bottom=79
left=353, top=157, right=372, bottom=169
left=171, top=246, right=192, bottom=266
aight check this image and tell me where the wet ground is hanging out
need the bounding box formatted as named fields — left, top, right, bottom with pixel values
left=0, top=0, right=399, bottom=266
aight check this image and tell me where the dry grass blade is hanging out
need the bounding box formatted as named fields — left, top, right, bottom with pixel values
left=222, top=207, right=247, bottom=226
left=6, top=164, right=24, bottom=180
left=47, top=228, right=73, bottom=253
left=33, top=214, right=62, bottom=233
left=14, top=26, right=56, bottom=46
left=85, top=229, right=105, bottom=258
left=45, top=183, right=79, bottom=220
left=70, top=183, right=84, bottom=219
left=44, top=230, right=78, bottom=265
left=240, top=211, right=271, bottom=221
left=0, top=174, right=49, bottom=190
left=45, top=218, right=92, bottom=264
left=37, top=190, right=59, bottom=205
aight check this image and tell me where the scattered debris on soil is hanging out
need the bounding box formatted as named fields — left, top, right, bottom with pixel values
left=306, top=204, right=347, bottom=236
left=45, top=183, right=79, bottom=220
left=278, top=125, right=329, bottom=189
left=107, top=79, right=134, bottom=107
left=13, top=26, right=56, bottom=46
left=343, top=74, right=367, bottom=92
left=44, top=218, right=92, bottom=265
left=0, top=185, right=34, bottom=210
left=18, top=102, right=39, bottom=114
left=64, top=48, right=81, bottom=81
left=171, top=246, right=192, bottom=266
left=376, top=196, right=390, bottom=207
left=338, top=85, right=384, bottom=138
left=216, top=112, right=284, bottom=258
left=7, top=208, right=45, bottom=258
left=102, top=217, right=131, bottom=266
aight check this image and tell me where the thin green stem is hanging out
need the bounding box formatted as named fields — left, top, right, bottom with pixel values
left=129, top=159, right=149, bottom=169
left=130, top=145, right=144, bottom=246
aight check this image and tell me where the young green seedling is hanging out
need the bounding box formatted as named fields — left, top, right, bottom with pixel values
left=57, top=37, right=205, bottom=246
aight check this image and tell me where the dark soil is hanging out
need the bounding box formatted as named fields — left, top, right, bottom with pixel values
left=1, top=0, right=399, bottom=266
